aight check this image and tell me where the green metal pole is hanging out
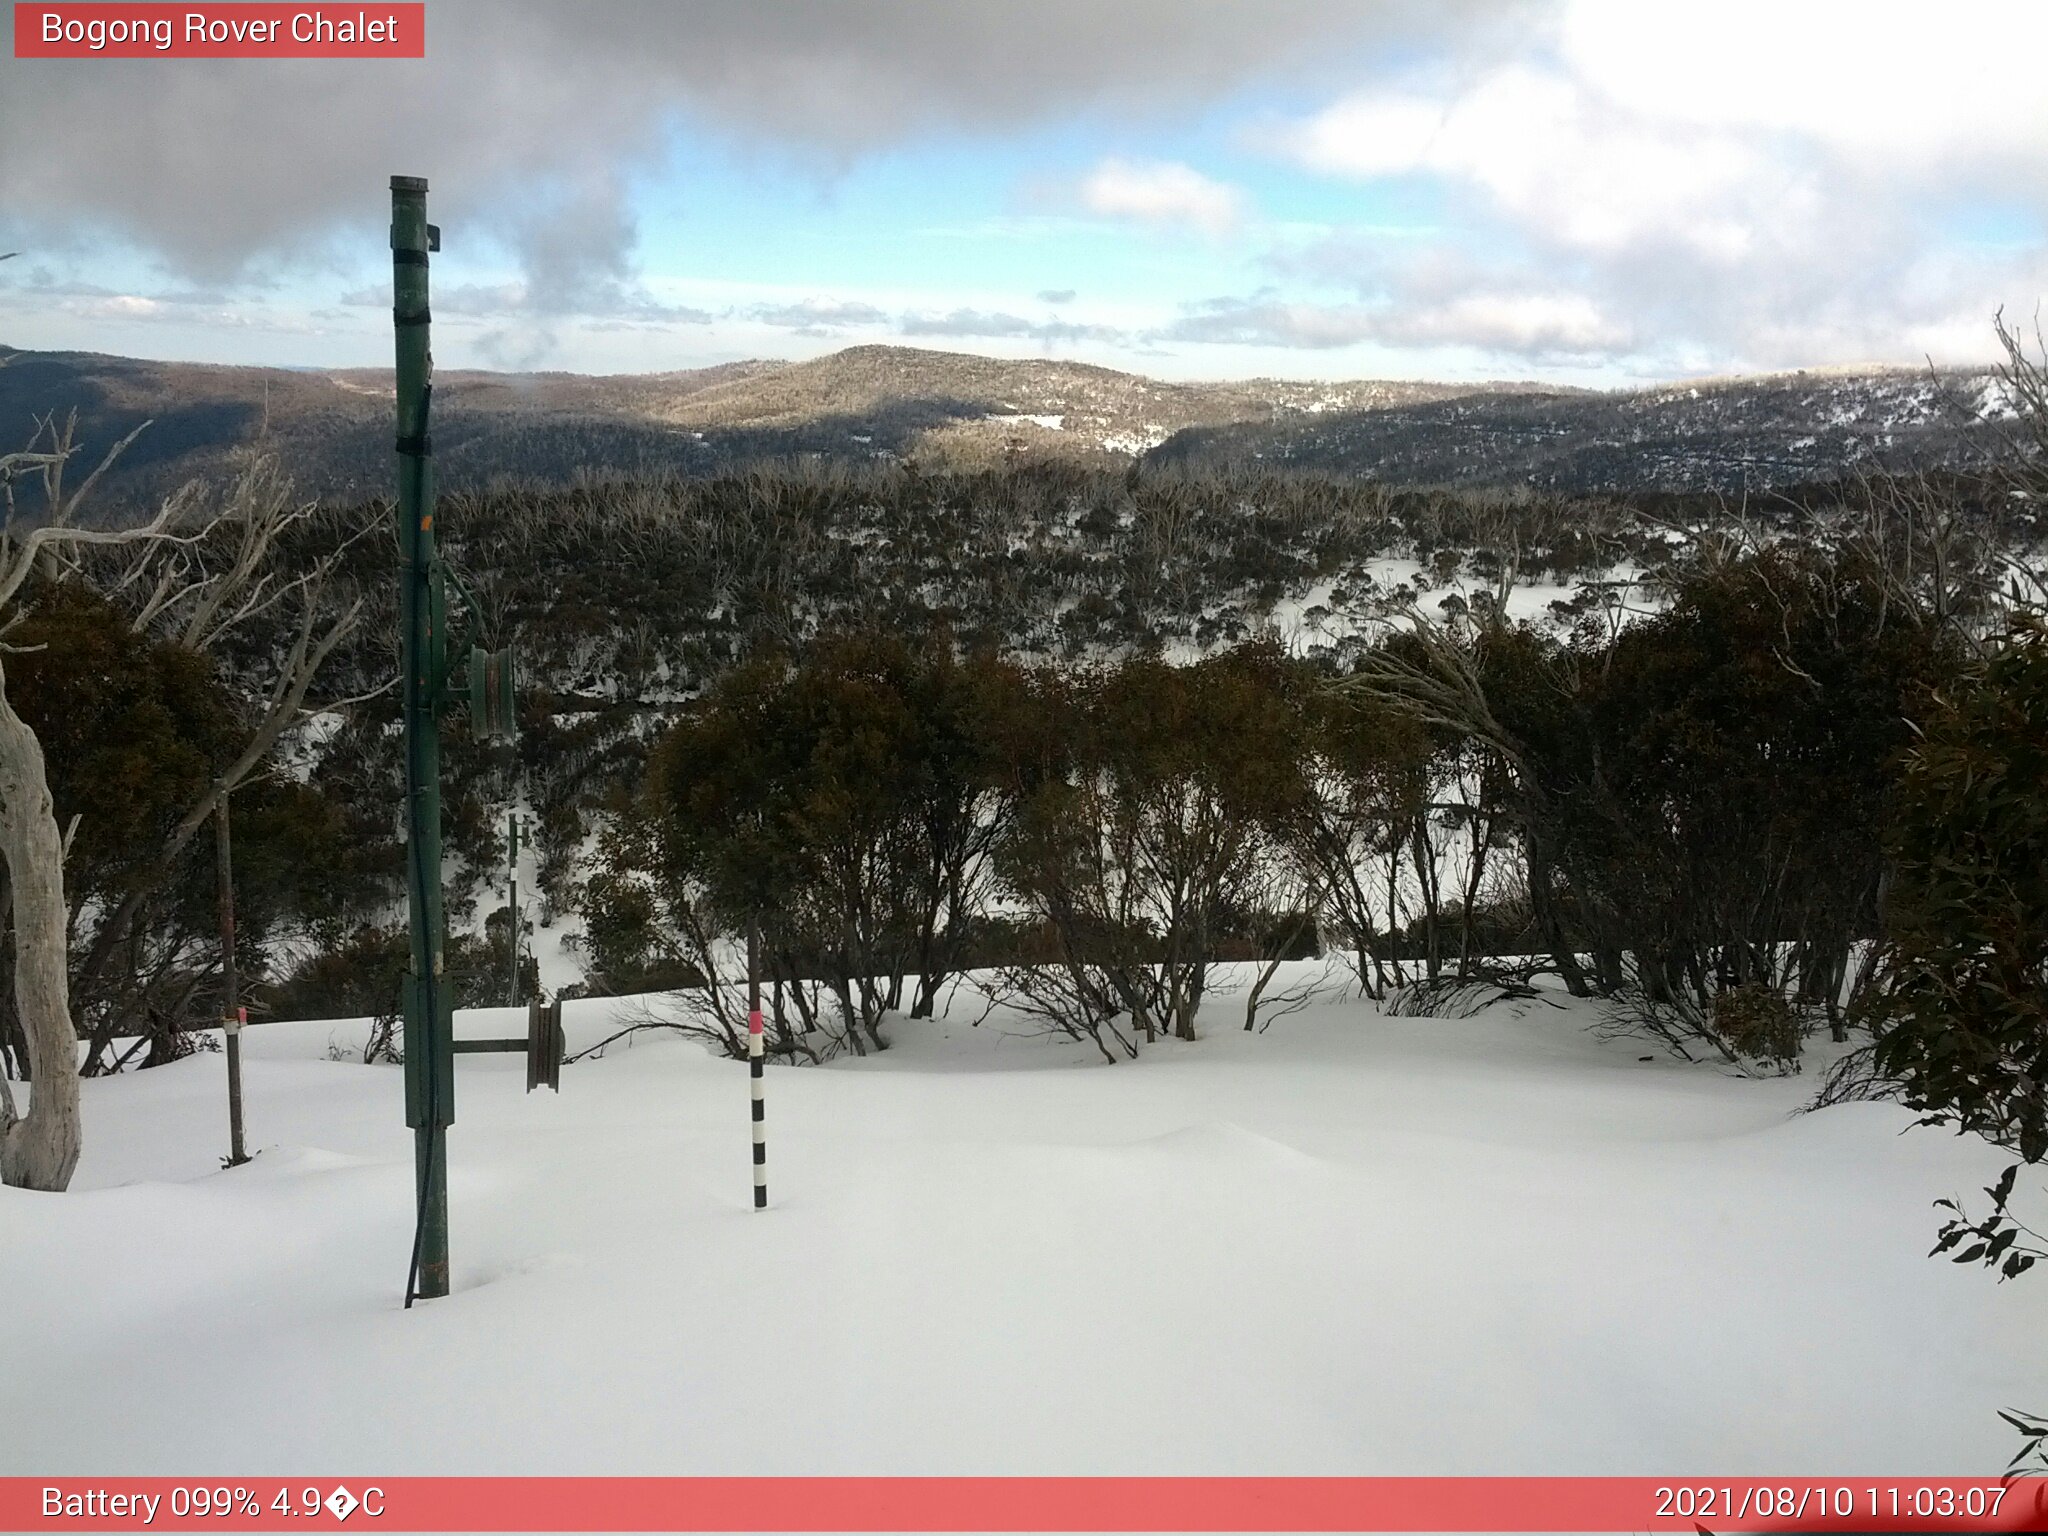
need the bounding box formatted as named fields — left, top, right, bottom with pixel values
left=393, top=174, right=450, bottom=1303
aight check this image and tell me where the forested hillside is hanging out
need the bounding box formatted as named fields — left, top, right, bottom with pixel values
left=8, top=426, right=2039, bottom=1081
left=0, top=341, right=2012, bottom=516
left=1146, top=367, right=2016, bottom=492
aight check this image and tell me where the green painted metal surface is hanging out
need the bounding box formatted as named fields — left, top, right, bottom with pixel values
left=392, top=174, right=450, bottom=1302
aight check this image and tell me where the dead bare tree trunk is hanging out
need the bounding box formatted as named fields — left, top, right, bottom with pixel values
left=0, top=675, right=79, bottom=1190
left=0, top=394, right=182, bottom=1188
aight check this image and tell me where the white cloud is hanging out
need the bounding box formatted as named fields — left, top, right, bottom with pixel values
left=1377, top=290, right=1629, bottom=353
left=744, top=298, right=892, bottom=331
left=0, top=1, right=1436, bottom=287
left=901, top=307, right=1127, bottom=344
left=1281, top=64, right=1787, bottom=262
left=1077, top=158, right=1247, bottom=235
left=1556, top=0, right=2048, bottom=175
left=1262, top=0, right=2048, bottom=372
left=1161, top=297, right=1376, bottom=348
left=1160, top=286, right=1627, bottom=358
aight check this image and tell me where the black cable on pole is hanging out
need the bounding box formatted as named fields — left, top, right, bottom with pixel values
left=397, top=438, right=442, bottom=1312
left=399, top=958, right=433, bottom=1309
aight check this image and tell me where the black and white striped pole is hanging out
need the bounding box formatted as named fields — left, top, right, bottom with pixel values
left=748, top=920, right=767, bottom=1209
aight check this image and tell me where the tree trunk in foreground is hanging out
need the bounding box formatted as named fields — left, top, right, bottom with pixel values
left=0, top=680, right=81, bottom=1191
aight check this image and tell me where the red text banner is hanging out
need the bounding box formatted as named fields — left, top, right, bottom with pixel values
left=14, top=4, right=425, bottom=58
left=6, top=1477, right=2048, bottom=1533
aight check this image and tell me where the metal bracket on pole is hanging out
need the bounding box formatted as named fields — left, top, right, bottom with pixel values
left=468, top=645, right=517, bottom=741
left=445, top=999, right=561, bottom=1093
left=526, top=999, right=564, bottom=1093
left=401, top=972, right=456, bottom=1129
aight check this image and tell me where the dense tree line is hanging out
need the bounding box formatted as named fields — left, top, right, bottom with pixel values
left=225, top=454, right=2022, bottom=953
left=3, top=440, right=2037, bottom=1087
left=570, top=507, right=2017, bottom=1073
left=174, top=459, right=1678, bottom=985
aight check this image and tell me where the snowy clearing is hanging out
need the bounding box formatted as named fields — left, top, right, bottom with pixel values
left=4, top=967, right=2039, bottom=1476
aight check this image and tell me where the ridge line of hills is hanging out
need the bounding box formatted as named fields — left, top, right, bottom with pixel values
left=0, top=340, right=2007, bottom=512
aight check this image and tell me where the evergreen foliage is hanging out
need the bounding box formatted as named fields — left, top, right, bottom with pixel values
left=1873, top=618, right=2048, bottom=1162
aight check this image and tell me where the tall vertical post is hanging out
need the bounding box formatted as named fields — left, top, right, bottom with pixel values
left=393, top=174, right=451, bottom=1303
left=215, top=797, right=249, bottom=1167
left=748, top=919, right=766, bottom=1209
left=506, top=810, right=521, bottom=1006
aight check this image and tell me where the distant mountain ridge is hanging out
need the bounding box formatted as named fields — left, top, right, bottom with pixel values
left=0, top=341, right=2003, bottom=514
left=1145, top=365, right=2008, bottom=494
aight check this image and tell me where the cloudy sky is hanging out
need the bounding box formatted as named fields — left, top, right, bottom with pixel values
left=2, top=0, right=2044, bottom=385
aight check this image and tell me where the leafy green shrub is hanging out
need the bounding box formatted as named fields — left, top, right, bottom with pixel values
left=1873, top=618, right=2048, bottom=1161
left=1711, top=984, right=1802, bottom=1069
left=1869, top=616, right=2048, bottom=1478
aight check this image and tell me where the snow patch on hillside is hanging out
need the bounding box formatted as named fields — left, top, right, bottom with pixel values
left=1101, top=425, right=1170, bottom=455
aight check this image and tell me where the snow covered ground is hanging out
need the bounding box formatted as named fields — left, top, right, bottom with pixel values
left=4, top=968, right=2040, bottom=1477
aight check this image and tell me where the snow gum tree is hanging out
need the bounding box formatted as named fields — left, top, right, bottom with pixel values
left=0, top=413, right=170, bottom=1189
left=66, top=457, right=368, bottom=1075
left=994, top=642, right=1307, bottom=1045
left=0, top=401, right=367, bottom=1189
left=1874, top=617, right=2048, bottom=1165
left=604, top=629, right=1021, bottom=1058
left=1869, top=616, right=2048, bottom=1479
left=1279, top=671, right=1434, bottom=1000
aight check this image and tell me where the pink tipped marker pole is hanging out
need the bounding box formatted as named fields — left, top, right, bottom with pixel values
left=747, top=921, right=766, bottom=1209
